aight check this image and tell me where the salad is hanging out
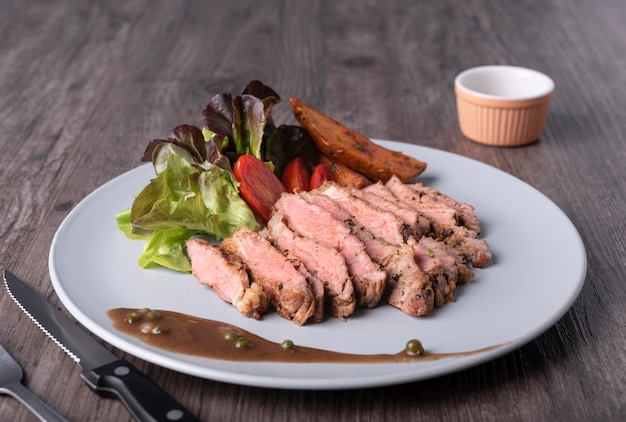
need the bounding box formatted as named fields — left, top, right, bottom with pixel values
left=116, top=81, right=322, bottom=272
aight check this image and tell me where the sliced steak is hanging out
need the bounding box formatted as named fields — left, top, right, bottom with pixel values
left=385, top=176, right=492, bottom=268
left=419, top=194, right=461, bottom=232
left=365, top=182, right=475, bottom=284
left=382, top=243, right=435, bottom=316
left=274, top=193, right=386, bottom=308
left=409, top=237, right=455, bottom=306
left=357, top=186, right=422, bottom=236
left=447, top=235, right=492, bottom=269
left=409, top=182, right=482, bottom=233
left=185, top=238, right=269, bottom=319
left=265, top=215, right=356, bottom=319
left=362, top=181, right=431, bottom=235
left=189, top=172, right=490, bottom=321
left=286, top=250, right=325, bottom=323
left=418, top=236, right=474, bottom=284
left=305, top=192, right=434, bottom=316
left=313, top=183, right=459, bottom=309
left=358, top=182, right=461, bottom=305
left=313, top=182, right=411, bottom=246
left=221, top=227, right=317, bottom=325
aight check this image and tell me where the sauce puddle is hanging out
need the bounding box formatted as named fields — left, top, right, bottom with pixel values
left=108, top=308, right=506, bottom=363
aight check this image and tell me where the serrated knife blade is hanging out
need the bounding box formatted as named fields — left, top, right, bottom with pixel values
left=3, top=269, right=201, bottom=422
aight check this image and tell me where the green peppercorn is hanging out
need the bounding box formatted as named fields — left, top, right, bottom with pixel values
left=151, top=325, right=165, bottom=335
left=405, top=339, right=424, bottom=356
left=224, top=332, right=238, bottom=342
left=235, top=337, right=249, bottom=349
left=125, top=312, right=141, bottom=324
left=281, top=340, right=295, bottom=351
left=145, top=310, right=161, bottom=319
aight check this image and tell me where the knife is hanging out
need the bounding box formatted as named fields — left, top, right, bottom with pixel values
left=3, top=269, right=201, bottom=422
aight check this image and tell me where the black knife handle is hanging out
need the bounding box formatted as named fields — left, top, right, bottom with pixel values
left=82, top=359, right=201, bottom=422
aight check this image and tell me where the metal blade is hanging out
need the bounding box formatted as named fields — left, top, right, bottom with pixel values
left=3, top=270, right=117, bottom=373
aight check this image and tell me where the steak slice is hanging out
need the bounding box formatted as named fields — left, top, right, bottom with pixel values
left=409, top=237, right=455, bottom=306
left=313, top=182, right=411, bottom=246
left=357, top=186, right=422, bottom=236
left=363, top=182, right=431, bottom=235
left=385, top=176, right=491, bottom=268
left=284, top=249, right=325, bottom=323
left=419, top=194, right=462, bottom=232
left=265, top=215, right=356, bottom=319
left=221, top=227, right=317, bottom=325
left=305, top=192, right=434, bottom=316
left=185, top=238, right=269, bottom=319
left=418, top=236, right=474, bottom=284
left=274, top=193, right=386, bottom=309
left=382, top=243, right=435, bottom=316
left=409, top=182, right=481, bottom=233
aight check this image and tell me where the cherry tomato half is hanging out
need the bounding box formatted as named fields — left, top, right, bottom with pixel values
left=282, top=156, right=310, bottom=193
left=234, top=154, right=286, bottom=222
left=309, top=163, right=334, bottom=190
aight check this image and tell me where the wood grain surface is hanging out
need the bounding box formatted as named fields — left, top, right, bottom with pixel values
left=1, top=0, right=624, bottom=421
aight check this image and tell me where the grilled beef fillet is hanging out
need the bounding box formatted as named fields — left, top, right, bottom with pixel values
left=186, top=238, right=269, bottom=319
left=221, top=227, right=317, bottom=325
left=410, top=234, right=474, bottom=288
left=356, top=187, right=422, bottom=236
left=265, top=215, right=356, bottom=319
left=358, top=181, right=474, bottom=300
left=279, top=245, right=325, bottom=323
left=385, top=176, right=491, bottom=268
left=362, top=181, right=432, bottom=235
left=409, top=237, right=455, bottom=306
left=273, top=193, right=387, bottom=309
left=303, top=191, right=435, bottom=315
left=313, top=184, right=458, bottom=305
left=409, top=182, right=481, bottom=233
left=417, top=236, right=474, bottom=284
left=187, top=174, right=490, bottom=322
left=313, top=183, right=411, bottom=246
left=360, top=183, right=471, bottom=288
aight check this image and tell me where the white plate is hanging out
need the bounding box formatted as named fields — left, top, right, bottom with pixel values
left=48, top=140, right=587, bottom=390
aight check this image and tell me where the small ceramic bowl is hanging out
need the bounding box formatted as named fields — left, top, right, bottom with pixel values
left=454, top=65, right=554, bottom=146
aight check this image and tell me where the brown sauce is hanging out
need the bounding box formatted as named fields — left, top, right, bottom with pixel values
left=108, top=308, right=505, bottom=363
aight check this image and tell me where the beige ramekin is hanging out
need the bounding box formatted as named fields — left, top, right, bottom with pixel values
left=455, top=65, right=554, bottom=147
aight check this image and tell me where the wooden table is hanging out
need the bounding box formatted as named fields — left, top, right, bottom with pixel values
left=1, top=1, right=624, bottom=420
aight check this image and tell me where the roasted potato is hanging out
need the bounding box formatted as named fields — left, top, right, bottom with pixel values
left=319, top=154, right=371, bottom=189
left=290, top=97, right=426, bottom=182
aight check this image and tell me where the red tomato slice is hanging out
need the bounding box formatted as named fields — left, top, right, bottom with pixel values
left=234, top=155, right=286, bottom=222
left=281, top=156, right=310, bottom=193
left=309, top=163, right=334, bottom=190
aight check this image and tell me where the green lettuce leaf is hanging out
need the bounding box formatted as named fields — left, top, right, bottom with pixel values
left=117, top=208, right=196, bottom=271
left=136, top=229, right=197, bottom=272
left=115, top=208, right=144, bottom=240
left=118, top=147, right=260, bottom=272
left=131, top=152, right=259, bottom=237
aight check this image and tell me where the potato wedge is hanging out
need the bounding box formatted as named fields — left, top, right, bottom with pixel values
left=319, top=154, right=371, bottom=189
left=290, top=97, right=426, bottom=182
